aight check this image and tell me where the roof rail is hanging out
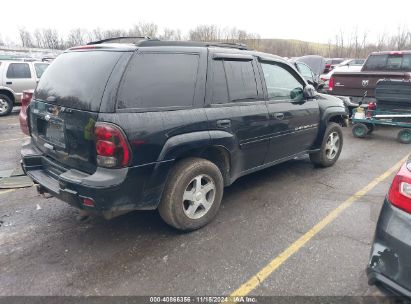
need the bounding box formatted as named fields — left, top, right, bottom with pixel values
left=135, top=40, right=249, bottom=50
left=87, top=36, right=157, bottom=45
left=205, top=42, right=249, bottom=50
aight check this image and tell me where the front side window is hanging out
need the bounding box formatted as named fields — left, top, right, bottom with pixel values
left=117, top=53, right=199, bottom=109
left=261, top=62, right=304, bottom=101
left=6, top=63, right=31, bottom=79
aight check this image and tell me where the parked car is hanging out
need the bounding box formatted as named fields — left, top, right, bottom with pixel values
left=368, top=158, right=411, bottom=297
left=290, top=55, right=326, bottom=91
left=21, top=39, right=348, bottom=231
left=324, top=58, right=345, bottom=73
left=320, top=59, right=365, bottom=82
left=0, top=60, right=49, bottom=116
left=329, top=51, right=411, bottom=111
left=19, top=90, right=34, bottom=135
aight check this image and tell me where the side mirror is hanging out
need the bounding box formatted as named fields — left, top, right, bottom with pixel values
left=290, top=87, right=304, bottom=101
left=303, top=85, right=316, bottom=99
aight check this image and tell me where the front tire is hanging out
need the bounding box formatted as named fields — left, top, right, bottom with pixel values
left=310, top=123, right=343, bottom=167
left=352, top=123, right=368, bottom=138
left=158, top=157, right=224, bottom=231
left=0, top=94, right=13, bottom=117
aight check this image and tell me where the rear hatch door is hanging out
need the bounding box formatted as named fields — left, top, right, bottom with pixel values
left=29, top=49, right=126, bottom=174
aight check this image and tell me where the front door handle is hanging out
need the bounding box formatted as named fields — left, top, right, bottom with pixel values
left=273, top=113, right=284, bottom=120
left=6, top=81, right=12, bottom=85
left=216, top=119, right=231, bottom=128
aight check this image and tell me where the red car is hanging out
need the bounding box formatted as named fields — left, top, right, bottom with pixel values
left=19, top=90, right=33, bottom=135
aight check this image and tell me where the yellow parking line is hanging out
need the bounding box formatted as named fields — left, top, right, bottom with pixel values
left=230, top=154, right=408, bottom=298
left=0, top=137, right=29, bottom=143
left=0, top=189, right=16, bottom=195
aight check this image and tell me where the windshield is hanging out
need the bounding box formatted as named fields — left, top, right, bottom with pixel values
left=34, top=63, right=49, bottom=78
left=35, top=51, right=123, bottom=111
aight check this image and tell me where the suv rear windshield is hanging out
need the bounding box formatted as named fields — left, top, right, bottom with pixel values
left=35, top=51, right=122, bottom=111
left=363, top=54, right=411, bottom=71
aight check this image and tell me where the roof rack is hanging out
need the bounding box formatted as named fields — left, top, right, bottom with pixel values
left=86, top=37, right=249, bottom=50
left=87, top=36, right=157, bottom=45
left=136, top=40, right=249, bottom=50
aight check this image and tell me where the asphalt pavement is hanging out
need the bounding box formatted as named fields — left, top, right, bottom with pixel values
left=0, top=111, right=409, bottom=298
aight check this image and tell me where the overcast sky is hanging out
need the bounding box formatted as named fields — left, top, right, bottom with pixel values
left=2, top=0, right=411, bottom=44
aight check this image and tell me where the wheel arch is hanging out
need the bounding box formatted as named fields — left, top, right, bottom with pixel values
left=0, top=88, right=15, bottom=105
left=157, top=131, right=235, bottom=186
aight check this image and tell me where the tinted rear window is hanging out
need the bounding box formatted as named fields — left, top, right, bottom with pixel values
left=224, top=60, right=258, bottom=101
left=210, top=60, right=229, bottom=104
left=35, top=51, right=122, bottom=111
left=7, top=63, right=31, bottom=79
left=363, top=54, right=411, bottom=71
left=117, top=52, right=199, bottom=109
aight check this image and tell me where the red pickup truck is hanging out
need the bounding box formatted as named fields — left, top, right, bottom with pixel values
left=329, top=51, right=411, bottom=111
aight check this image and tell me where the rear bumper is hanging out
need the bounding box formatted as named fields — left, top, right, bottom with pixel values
left=21, top=140, right=173, bottom=212
left=367, top=199, right=411, bottom=298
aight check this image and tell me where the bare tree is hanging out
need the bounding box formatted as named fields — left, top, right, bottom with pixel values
left=129, top=22, right=158, bottom=37
left=392, top=25, right=410, bottom=50
left=67, top=28, right=87, bottom=47
left=41, top=28, right=62, bottom=49
left=160, top=28, right=182, bottom=40
left=18, top=27, right=34, bottom=48
left=189, top=25, right=220, bottom=41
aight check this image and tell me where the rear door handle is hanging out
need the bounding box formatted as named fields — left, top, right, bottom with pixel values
left=216, top=119, right=231, bottom=128
left=273, top=113, right=284, bottom=120
left=6, top=81, right=12, bottom=85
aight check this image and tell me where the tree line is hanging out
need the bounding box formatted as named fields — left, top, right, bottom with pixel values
left=4, top=23, right=411, bottom=59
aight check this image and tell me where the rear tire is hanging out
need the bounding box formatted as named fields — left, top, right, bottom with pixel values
left=0, top=94, right=13, bottom=117
left=352, top=123, right=368, bottom=138
left=310, top=123, right=343, bottom=167
left=158, top=157, right=224, bottom=231
left=397, top=129, right=411, bottom=144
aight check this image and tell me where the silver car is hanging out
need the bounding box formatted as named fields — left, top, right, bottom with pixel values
left=0, top=60, right=49, bottom=116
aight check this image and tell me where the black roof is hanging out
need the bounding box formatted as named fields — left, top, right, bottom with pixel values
left=87, top=37, right=249, bottom=50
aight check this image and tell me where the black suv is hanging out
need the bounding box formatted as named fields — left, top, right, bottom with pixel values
left=22, top=39, right=348, bottom=231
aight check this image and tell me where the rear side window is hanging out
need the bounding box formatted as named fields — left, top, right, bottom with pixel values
left=34, top=63, right=49, bottom=78
left=117, top=53, right=199, bottom=109
left=7, top=63, right=31, bottom=79
left=210, top=60, right=229, bottom=104
left=35, top=51, right=122, bottom=111
left=224, top=60, right=258, bottom=101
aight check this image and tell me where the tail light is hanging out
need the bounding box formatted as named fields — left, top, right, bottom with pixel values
left=388, top=163, right=411, bottom=214
left=329, top=77, right=335, bottom=91
left=21, top=91, right=33, bottom=108
left=94, top=123, right=131, bottom=168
